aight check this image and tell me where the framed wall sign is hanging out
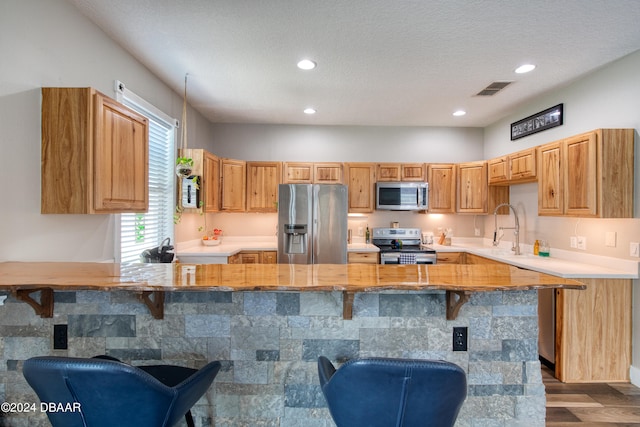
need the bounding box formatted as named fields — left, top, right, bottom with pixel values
left=511, top=104, right=563, bottom=140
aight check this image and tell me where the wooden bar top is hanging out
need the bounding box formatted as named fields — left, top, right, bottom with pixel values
left=0, top=262, right=584, bottom=292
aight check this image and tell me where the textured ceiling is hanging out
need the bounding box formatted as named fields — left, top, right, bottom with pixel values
left=68, top=0, right=640, bottom=127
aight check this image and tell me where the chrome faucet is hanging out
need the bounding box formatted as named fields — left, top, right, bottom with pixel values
left=493, top=203, right=520, bottom=255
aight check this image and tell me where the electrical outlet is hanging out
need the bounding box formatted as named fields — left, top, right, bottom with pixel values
left=358, top=227, right=364, bottom=237
left=576, top=236, right=587, bottom=250
left=452, top=327, right=468, bottom=352
left=570, top=236, right=577, bottom=248
left=474, top=228, right=481, bottom=237
left=53, top=324, right=68, bottom=350
left=630, top=242, right=640, bottom=258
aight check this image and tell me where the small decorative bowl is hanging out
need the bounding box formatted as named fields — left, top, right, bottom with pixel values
left=202, top=238, right=221, bottom=246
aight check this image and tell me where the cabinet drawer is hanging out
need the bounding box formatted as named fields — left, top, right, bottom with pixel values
left=348, top=252, right=379, bottom=264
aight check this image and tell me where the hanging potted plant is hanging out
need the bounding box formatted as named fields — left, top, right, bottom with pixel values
left=175, top=156, right=194, bottom=178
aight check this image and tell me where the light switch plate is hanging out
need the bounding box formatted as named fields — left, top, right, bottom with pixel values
left=576, top=236, right=587, bottom=250
left=631, top=242, right=640, bottom=258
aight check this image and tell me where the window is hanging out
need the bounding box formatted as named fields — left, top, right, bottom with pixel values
left=116, top=82, right=176, bottom=263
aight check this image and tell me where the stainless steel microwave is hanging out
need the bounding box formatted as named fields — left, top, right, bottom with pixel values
left=376, top=182, right=428, bottom=211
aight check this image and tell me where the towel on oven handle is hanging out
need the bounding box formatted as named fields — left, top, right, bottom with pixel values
left=399, top=253, right=416, bottom=264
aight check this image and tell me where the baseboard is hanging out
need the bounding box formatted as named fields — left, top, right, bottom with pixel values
left=631, top=365, right=640, bottom=387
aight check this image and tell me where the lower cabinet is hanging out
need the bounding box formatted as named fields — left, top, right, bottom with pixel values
left=435, top=252, right=465, bottom=264
left=229, top=251, right=278, bottom=264
left=347, top=252, right=379, bottom=264
left=555, top=278, right=632, bottom=383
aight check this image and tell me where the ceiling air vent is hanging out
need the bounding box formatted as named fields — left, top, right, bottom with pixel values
left=476, top=81, right=512, bottom=96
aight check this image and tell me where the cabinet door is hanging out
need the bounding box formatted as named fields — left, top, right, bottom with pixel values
left=283, top=162, right=313, bottom=183
left=239, top=252, right=261, bottom=264
left=509, top=148, right=537, bottom=182
left=262, top=251, right=277, bottom=264
left=247, top=161, right=281, bottom=212
left=314, top=163, right=343, bottom=184
left=436, top=252, right=464, bottom=264
left=401, top=163, right=426, bottom=181
left=221, top=159, right=246, bottom=211
left=457, top=162, right=487, bottom=213
left=537, top=142, right=564, bottom=215
left=564, top=132, right=597, bottom=216
left=203, top=151, right=220, bottom=213
left=488, top=156, right=508, bottom=185
left=376, top=164, right=401, bottom=181
left=347, top=252, right=379, bottom=264
left=427, top=164, right=456, bottom=213
left=344, top=163, right=375, bottom=213
left=556, top=279, right=632, bottom=382
left=93, top=92, right=148, bottom=213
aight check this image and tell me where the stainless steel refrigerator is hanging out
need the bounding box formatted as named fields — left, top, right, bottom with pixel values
left=277, top=184, right=348, bottom=264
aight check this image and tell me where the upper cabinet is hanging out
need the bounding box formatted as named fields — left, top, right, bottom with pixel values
left=314, top=163, right=343, bottom=184
left=344, top=163, right=376, bottom=213
left=221, top=158, right=246, bottom=212
left=376, top=163, right=425, bottom=182
left=427, top=164, right=456, bottom=213
left=247, top=161, right=281, bottom=212
left=488, top=147, right=537, bottom=185
left=457, top=161, right=508, bottom=214
left=282, top=162, right=343, bottom=184
left=203, top=151, right=221, bottom=213
left=41, top=87, right=149, bottom=214
left=538, top=129, right=634, bottom=218
left=177, top=148, right=220, bottom=213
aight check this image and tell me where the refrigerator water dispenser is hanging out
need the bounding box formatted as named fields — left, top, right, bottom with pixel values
left=284, top=224, right=308, bottom=254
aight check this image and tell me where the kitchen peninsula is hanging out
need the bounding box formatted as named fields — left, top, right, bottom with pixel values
left=0, top=260, right=583, bottom=426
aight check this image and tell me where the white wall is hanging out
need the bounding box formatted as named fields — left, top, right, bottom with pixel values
left=0, top=0, right=212, bottom=261
left=483, top=49, right=640, bottom=382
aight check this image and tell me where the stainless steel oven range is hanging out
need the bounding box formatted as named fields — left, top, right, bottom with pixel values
left=372, top=227, right=437, bottom=264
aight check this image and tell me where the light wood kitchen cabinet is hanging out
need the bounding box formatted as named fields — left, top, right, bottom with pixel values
left=457, top=161, right=508, bottom=214
left=178, top=149, right=220, bottom=213
left=314, top=163, right=343, bottom=183
left=464, top=253, right=503, bottom=265
left=376, top=163, right=425, bottom=182
left=282, top=162, right=343, bottom=184
left=235, top=250, right=277, bottom=264
left=344, top=163, right=376, bottom=213
left=262, top=251, right=277, bottom=264
left=555, top=278, right=632, bottom=383
left=436, top=252, right=465, bottom=264
left=538, top=129, right=634, bottom=217
left=247, top=161, right=281, bottom=212
left=509, top=147, right=537, bottom=183
left=488, top=148, right=536, bottom=185
left=427, top=164, right=456, bottom=213
left=283, top=162, right=313, bottom=183
left=537, top=141, right=563, bottom=215
left=348, top=252, right=379, bottom=264
left=41, top=87, right=148, bottom=214
left=203, top=151, right=221, bottom=213
left=221, top=158, right=246, bottom=211
left=488, top=156, right=509, bottom=185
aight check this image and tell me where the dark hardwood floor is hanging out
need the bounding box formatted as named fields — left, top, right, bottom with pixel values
left=543, top=366, right=640, bottom=426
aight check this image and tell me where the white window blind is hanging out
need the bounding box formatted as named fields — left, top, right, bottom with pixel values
left=116, top=83, right=176, bottom=263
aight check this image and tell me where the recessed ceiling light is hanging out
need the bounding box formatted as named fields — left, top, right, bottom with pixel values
left=297, top=59, right=317, bottom=70
left=303, top=108, right=316, bottom=115
left=453, top=110, right=466, bottom=117
left=515, top=64, right=536, bottom=74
